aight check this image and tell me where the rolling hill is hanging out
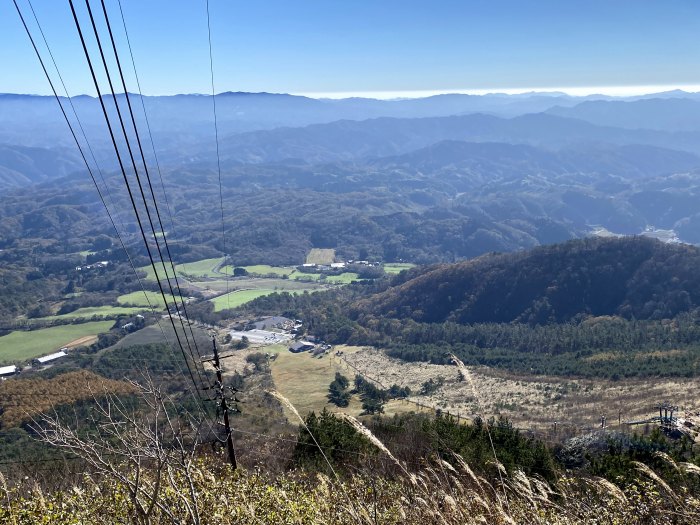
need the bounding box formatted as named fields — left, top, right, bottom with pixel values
left=357, top=237, right=700, bottom=324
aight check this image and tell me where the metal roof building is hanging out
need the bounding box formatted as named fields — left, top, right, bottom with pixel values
left=35, top=350, right=67, bottom=365
left=0, top=365, right=18, bottom=376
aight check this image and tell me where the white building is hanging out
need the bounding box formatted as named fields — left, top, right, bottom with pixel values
left=0, top=365, right=18, bottom=377
left=35, top=350, right=67, bottom=365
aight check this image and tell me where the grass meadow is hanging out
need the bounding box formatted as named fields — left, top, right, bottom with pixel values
left=0, top=321, right=115, bottom=363
left=210, top=289, right=277, bottom=311
left=36, top=306, right=144, bottom=321
left=117, top=291, right=179, bottom=309
left=383, top=262, right=416, bottom=274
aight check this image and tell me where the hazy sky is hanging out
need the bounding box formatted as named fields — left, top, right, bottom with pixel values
left=3, top=0, right=700, bottom=98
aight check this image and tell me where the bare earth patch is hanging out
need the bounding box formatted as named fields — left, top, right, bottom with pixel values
left=64, top=335, right=98, bottom=348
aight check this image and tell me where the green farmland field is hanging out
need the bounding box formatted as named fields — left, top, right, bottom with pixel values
left=177, top=258, right=223, bottom=278
left=210, top=289, right=277, bottom=311
left=118, top=291, right=178, bottom=309
left=383, top=263, right=416, bottom=274
left=325, top=272, right=360, bottom=284
left=220, top=264, right=294, bottom=277
left=36, top=306, right=144, bottom=321
left=0, top=321, right=115, bottom=363
left=137, top=258, right=223, bottom=281
left=290, top=271, right=322, bottom=281
left=243, top=265, right=294, bottom=277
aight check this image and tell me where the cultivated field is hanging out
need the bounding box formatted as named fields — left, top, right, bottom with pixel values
left=325, top=272, right=360, bottom=284
left=290, top=271, right=322, bottom=281
left=36, top=306, right=144, bottom=321
left=175, top=258, right=223, bottom=278
left=137, top=258, right=224, bottom=281
left=190, top=278, right=325, bottom=295
left=305, top=249, right=335, bottom=265
left=220, top=264, right=295, bottom=277
left=211, top=289, right=277, bottom=311
left=383, top=262, right=416, bottom=274
left=0, top=321, right=115, bottom=363
left=118, top=291, right=179, bottom=308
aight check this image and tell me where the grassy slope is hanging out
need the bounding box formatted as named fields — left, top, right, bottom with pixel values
left=306, top=249, right=335, bottom=265
left=0, top=321, right=115, bottom=363
left=118, top=291, right=179, bottom=308
left=267, top=345, right=419, bottom=420
left=177, top=258, right=223, bottom=278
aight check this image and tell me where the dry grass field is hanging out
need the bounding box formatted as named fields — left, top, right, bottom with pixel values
left=215, top=338, right=700, bottom=435
left=218, top=344, right=360, bottom=420
left=217, top=343, right=425, bottom=422
left=341, top=347, right=700, bottom=433
left=305, top=248, right=335, bottom=265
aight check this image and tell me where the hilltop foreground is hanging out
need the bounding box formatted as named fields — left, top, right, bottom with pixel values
left=2, top=444, right=699, bottom=524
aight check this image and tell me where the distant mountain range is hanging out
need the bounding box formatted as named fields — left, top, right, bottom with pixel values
left=4, top=90, right=700, bottom=259
left=545, top=97, right=700, bottom=132
left=204, top=112, right=700, bottom=166
left=6, top=90, right=700, bottom=181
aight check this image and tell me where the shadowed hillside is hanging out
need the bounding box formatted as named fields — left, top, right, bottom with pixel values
left=357, top=237, right=700, bottom=324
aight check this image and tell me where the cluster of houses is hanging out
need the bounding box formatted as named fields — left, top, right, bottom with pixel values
left=300, top=260, right=380, bottom=272
left=301, top=262, right=348, bottom=271
left=121, top=314, right=145, bottom=332
left=347, top=260, right=381, bottom=267
left=75, top=260, right=110, bottom=272
left=289, top=336, right=332, bottom=356
left=228, top=316, right=302, bottom=346
left=289, top=341, right=316, bottom=353
left=227, top=315, right=332, bottom=356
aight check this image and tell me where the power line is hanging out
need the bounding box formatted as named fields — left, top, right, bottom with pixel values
left=80, top=0, right=200, bottom=373
left=66, top=0, right=205, bottom=401
left=96, top=0, right=206, bottom=370
left=73, top=0, right=226, bottom=442
left=115, top=0, right=186, bottom=275
left=24, top=0, right=131, bottom=243
left=10, top=0, right=164, bottom=328
left=205, top=0, right=230, bottom=310
left=10, top=0, right=222, bottom=442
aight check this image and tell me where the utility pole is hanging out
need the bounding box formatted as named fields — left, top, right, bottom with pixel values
left=211, top=337, right=237, bottom=469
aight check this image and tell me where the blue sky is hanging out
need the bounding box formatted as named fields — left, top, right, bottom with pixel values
left=3, top=0, right=700, bottom=98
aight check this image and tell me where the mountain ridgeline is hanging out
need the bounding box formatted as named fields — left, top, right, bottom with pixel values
left=7, top=90, right=700, bottom=186
left=356, top=237, right=700, bottom=324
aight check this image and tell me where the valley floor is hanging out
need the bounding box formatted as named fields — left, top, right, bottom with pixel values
left=225, top=342, right=700, bottom=442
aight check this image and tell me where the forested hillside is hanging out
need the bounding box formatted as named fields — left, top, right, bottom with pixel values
left=357, top=237, right=700, bottom=324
